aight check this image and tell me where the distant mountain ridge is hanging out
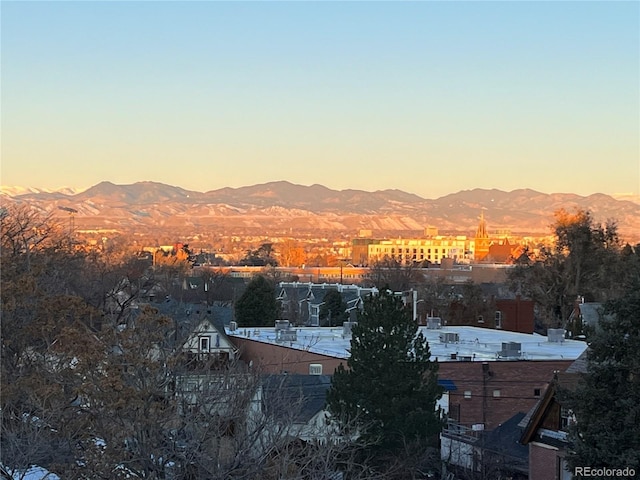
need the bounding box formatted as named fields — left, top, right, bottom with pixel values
left=3, top=181, right=640, bottom=242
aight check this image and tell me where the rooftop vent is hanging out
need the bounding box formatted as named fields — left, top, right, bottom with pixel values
left=275, top=320, right=291, bottom=332
left=547, top=328, right=565, bottom=343
left=499, top=342, right=522, bottom=358
left=276, top=328, right=297, bottom=343
left=427, top=317, right=442, bottom=329
left=440, top=332, right=460, bottom=344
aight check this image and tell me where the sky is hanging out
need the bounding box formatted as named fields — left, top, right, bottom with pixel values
left=1, top=0, right=639, bottom=199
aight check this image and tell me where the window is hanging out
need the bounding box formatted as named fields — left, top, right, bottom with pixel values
left=495, top=311, right=503, bottom=329
left=493, top=389, right=501, bottom=398
left=534, top=388, right=541, bottom=397
left=464, top=390, right=472, bottom=399
left=477, top=315, right=484, bottom=324
left=199, top=336, right=210, bottom=352
left=560, top=407, right=575, bottom=431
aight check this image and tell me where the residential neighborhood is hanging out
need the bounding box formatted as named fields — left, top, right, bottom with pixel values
left=2, top=202, right=639, bottom=479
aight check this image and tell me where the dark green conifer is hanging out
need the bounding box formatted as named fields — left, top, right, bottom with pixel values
left=327, top=288, right=443, bottom=450
left=234, top=275, right=279, bottom=327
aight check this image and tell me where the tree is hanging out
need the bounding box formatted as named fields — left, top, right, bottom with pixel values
left=365, top=257, right=423, bottom=292
left=234, top=275, right=280, bottom=327
left=326, top=289, right=443, bottom=473
left=564, top=269, right=640, bottom=474
left=507, top=209, right=625, bottom=332
left=278, top=238, right=306, bottom=267
left=239, top=243, right=278, bottom=267
left=319, top=289, right=348, bottom=327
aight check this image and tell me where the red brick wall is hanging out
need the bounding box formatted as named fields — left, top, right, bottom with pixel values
left=232, top=336, right=346, bottom=375
left=495, top=297, right=535, bottom=333
left=439, top=360, right=572, bottom=429
left=529, top=443, right=559, bottom=480
left=233, top=336, right=572, bottom=430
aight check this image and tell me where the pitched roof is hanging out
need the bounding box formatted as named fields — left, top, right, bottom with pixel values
left=261, top=374, right=332, bottom=423
left=481, top=412, right=529, bottom=472
left=565, top=349, right=589, bottom=374
left=519, top=372, right=581, bottom=445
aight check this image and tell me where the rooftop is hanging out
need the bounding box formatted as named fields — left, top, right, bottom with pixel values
left=226, top=324, right=588, bottom=362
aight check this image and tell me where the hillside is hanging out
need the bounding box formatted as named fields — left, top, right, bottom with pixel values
left=3, top=181, right=640, bottom=242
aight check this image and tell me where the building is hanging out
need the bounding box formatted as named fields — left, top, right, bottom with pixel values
left=519, top=352, right=588, bottom=480
left=441, top=412, right=528, bottom=479
left=363, top=236, right=472, bottom=265
left=227, top=324, right=588, bottom=431
left=276, top=282, right=377, bottom=326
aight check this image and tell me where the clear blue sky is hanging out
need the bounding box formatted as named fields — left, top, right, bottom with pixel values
left=2, top=0, right=638, bottom=199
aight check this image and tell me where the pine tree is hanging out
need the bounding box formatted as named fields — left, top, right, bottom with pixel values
left=565, top=270, right=640, bottom=472
left=234, top=274, right=279, bottom=327
left=326, top=289, right=443, bottom=451
left=319, top=289, right=348, bottom=327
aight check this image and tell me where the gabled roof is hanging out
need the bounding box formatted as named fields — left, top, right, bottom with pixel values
left=569, top=302, right=615, bottom=332
left=481, top=412, right=528, bottom=471
left=565, top=349, right=589, bottom=374
left=519, top=372, right=581, bottom=445
left=151, top=299, right=236, bottom=348
left=261, top=374, right=332, bottom=423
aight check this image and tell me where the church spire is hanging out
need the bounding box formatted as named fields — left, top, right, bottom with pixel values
left=476, top=210, right=488, bottom=239
left=474, top=210, right=490, bottom=262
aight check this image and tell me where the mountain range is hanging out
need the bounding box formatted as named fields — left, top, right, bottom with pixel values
left=3, top=181, right=640, bottom=242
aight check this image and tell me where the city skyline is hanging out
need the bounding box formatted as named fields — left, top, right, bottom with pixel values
left=2, top=1, right=639, bottom=199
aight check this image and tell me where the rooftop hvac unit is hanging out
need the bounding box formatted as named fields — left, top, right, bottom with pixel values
left=309, top=364, right=323, bottom=375
left=427, top=317, right=442, bottom=329
left=547, top=328, right=565, bottom=343
left=342, top=321, right=357, bottom=337
left=276, top=328, right=297, bottom=343
left=499, top=342, right=522, bottom=358
left=440, top=332, right=459, bottom=344
left=229, top=321, right=238, bottom=332
left=275, top=320, right=291, bottom=332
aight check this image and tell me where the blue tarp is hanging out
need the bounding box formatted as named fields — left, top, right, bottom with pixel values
left=438, top=379, right=457, bottom=391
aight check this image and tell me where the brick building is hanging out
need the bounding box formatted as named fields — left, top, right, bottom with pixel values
left=227, top=324, right=587, bottom=430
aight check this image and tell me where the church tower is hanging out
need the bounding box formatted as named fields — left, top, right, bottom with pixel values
left=474, top=210, right=490, bottom=262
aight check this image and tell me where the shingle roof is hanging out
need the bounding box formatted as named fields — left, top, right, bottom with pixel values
left=481, top=412, right=529, bottom=472
left=261, top=374, right=332, bottom=423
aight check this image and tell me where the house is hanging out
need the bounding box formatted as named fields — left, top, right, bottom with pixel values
left=276, top=282, right=377, bottom=326
left=441, top=412, right=528, bottom=479
left=519, top=353, right=587, bottom=480
left=257, top=374, right=335, bottom=443
left=566, top=298, right=613, bottom=337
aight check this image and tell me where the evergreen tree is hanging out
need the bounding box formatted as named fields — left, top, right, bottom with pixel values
left=234, top=274, right=279, bottom=327
left=565, top=270, right=640, bottom=473
left=319, top=289, right=348, bottom=327
left=326, top=289, right=443, bottom=451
